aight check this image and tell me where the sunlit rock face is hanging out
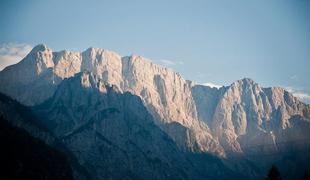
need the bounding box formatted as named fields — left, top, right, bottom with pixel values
left=32, top=72, right=190, bottom=179
left=0, top=44, right=223, bottom=155
left=0, top=44, right=309, bottom=160
left=208, top=79, right=310, bottom=155
left=31, top=72, right=239, bottom=180
left=0, top=44, right=56, bottom=105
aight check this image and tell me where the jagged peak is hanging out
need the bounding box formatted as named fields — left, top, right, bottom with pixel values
left=124, top=54, right=179, bottom=74
left=82, top=47, right=117, bottom=55
left=81, top=47, right=122, bottom=60
left=127, top=54, right=150, bottom=62
left=23, top=44, right=180, bottom=76
left=121, top=55, right=157, bottom=71
left=18, top=44, right=53, bottom=71
left=84, top=46, right=100, bottom=52
left=238, top=78, right=255, bottom=84
left=123, top=54, right=164, bottom=69
left=230, top=78, right=259, bottom=88
left=30, top=44, right=50, bottom=54
left=82, top=47, right=103, bottom=57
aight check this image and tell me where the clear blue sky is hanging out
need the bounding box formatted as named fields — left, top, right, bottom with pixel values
left=0, top=0, right=309, bottom=102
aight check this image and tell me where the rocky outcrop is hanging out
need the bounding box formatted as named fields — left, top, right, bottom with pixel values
left=0, top=44, right=56, bottom=105
left=191, top=79, right=310, bottom=154
left=1, top=44, right=310, bottom=179
left=0, top=44, right=223, bottom=155
left=0, top=44, right=309, bottom=162
left=32, top=72, right=238, bottom=180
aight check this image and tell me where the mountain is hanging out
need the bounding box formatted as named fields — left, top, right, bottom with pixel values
left=0, top=80, right=239, bottom=180
left=0, top=115, right=74, bottom=180
left=0, top=92, right=91, bottom=179
left=33, top=71, right=240, bottom=179
left=0, top=44, right=309, bottom=179
left=0, top=44, right=223, bottom=155
left=194, top=78, right=310, bottom=154
left=192, top=79, right=310, bottom=179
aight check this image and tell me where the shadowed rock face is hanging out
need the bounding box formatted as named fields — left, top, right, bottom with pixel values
left=0, top=93, right=90, bottom=179
left=0, top=116, right=74, bottom=180
left=0, top=75, right=240, bottom=180
left=0, top=44, right=223, bottom=155
left=0, top=44, right=309, bottom=179
left=33, top=72, right=192, bottom=180
left=33, top=72, right=243, bottom=180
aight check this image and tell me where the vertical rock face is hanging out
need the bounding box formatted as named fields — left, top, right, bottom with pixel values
left=0, top=44, right=53, bottom=85
left=81, top=47, right=123, bottom=87
left=32, top=72, right=237, bottom=180
left=0, top=44, right=223, bottom=155
left=53, top=50, right=82, bottom=79
left=0, top=44, right=309, bottom=163
left=191, top=85, right=227, bottom=124
left=206, top=78, right=310, bottom=154
left=0, top=44, right=56, bottom=105
left=119, top=55, right=223, bottom=154
left=121, top=55, right=197, bottom=126
left=33, top=72, right=189, bottom=179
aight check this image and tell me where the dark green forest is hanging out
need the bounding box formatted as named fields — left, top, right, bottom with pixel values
left=0, top=116, right=74, bottom=180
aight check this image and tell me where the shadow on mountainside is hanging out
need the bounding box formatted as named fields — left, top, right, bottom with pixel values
left=0, top=116, right=74, bottom=180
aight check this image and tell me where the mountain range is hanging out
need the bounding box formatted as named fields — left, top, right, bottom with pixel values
left=0, top=44, right=309, bottom=179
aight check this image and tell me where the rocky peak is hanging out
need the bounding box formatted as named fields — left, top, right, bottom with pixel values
left=237, top=78, right=256, bottom=85
left=29, top=44, right=49, bottom=53
left=0, top=44, right=54, bottom=85
left=209, top=78, right=310, bottom=154
left=20, top=44, right=54, bottom=75
left=0, top=44, right=309, bottom=158
left=230, top=78, right=260, bottom=92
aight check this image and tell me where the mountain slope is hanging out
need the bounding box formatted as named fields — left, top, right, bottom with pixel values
left=33, top=71, right=240, bottom=180
left=204, top=78, right=310, bottom=155
left=1, top=44, right=309, bottom=156
left=0, top=44, right=223, bottom=155
left=0, top=44, right=309, bottom=179
left=0, top=92, right=92, bottom=180
left=0, top=116, right=74, bottom=180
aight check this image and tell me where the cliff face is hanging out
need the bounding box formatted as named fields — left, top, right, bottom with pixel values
left=0, top=44, right=309, bottom=162
left=208, top=79, right=310, bottom=155
left=32, top=71, right=240, bottom=180
left=0, top=44, right=223, bottom=155
left=0, top=45, right=56, bottom=105
left=33, top=72, right=189, bottom=179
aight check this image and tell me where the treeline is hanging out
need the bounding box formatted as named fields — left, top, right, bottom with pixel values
left=266, top=165, right=310, bottom=180
left=0, top=116, right=74, bottom=180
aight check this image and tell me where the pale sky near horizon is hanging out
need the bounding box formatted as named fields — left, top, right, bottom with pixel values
left=0, top=0, right=309, bottom=103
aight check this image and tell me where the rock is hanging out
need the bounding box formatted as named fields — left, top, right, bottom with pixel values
left=0, top=45, right=309, bottom=177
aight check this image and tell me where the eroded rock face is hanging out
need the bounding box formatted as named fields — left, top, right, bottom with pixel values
left=0, top=44, right=56, bottom=105
left=200, top=78, right=310, bottom=155
left=32, top=72, right=237, bottom=180
left=0, top=44, right=309, bottom=160
left=53, top=50, right=82, bottom=79
left=0, top=44, right=224, bottom=155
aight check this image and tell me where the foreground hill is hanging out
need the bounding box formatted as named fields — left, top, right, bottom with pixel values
left=0, top=115, right=74, bottom=180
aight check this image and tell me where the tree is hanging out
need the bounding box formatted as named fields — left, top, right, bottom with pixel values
left=266, top=165, right=281, bottom=180
left=304, top=171, right=310, bottom=180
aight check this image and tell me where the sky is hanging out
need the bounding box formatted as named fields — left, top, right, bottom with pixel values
left=0, top=0, right=309, bottom=103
